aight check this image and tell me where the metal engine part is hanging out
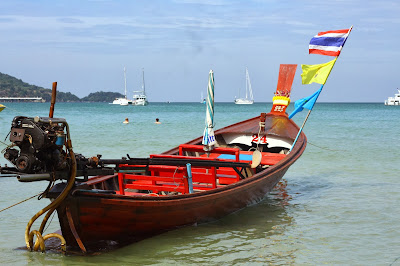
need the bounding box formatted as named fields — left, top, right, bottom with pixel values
left=4, top=116, right=68, bottom=174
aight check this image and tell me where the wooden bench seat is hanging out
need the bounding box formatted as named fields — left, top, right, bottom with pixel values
left=86, top=175, right=117, bottom=185
left=148, top=165, right=187, bottom=177
left=217, top=174, right=238, bottom=185
left=118, top=159, right=219, bottom=195
left=259, top=152, right=286, bottom=165
left=116, top=147, right=281, bottom=195
left=179, top=144, right=240, bottom=160
left=150, top=154, right=218, bottom=188
left=118, top=172, right=189, bottom=195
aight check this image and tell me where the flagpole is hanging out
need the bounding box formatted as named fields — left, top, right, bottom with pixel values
left=319, top=26, right=353, bottom=85
left=289, top=26, right=353, bottom=153
left=289, top=111, right=310, bottom=152
left=289, top=84, right=323, bottom=152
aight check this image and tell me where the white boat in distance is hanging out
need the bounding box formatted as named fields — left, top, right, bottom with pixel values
left=384, top=89, right=400, bottom=105
left=112, top=98, right=131, bottom=105
left=234, top=68, right=254, bottom=105
left=111, top=67, right=132, bottom=105
left=132, top=68, right=148, bottom=106
left=200, top=92, right=206, bottom=104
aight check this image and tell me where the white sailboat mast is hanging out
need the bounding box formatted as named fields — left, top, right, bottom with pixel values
left=246, top=68, right=253, bottom=100
left=234, top=67, right=254, bottom=104
left=124, top=66, right=127, bottom=99
left=142, top=68, right=145, bottom=94
left=245, top=68, right=249, bottom=99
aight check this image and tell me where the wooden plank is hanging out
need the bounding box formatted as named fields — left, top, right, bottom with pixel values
left=119, top=172, right=189, bottom=194
left=125, top=183, right=187, bottom=194
left=85, top=175, right=117, bottom=186
left=179, top=144, right=240, bottom=161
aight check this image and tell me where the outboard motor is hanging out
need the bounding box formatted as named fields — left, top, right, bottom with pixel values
left=4, top=116, right=69, bottom=174
left=2, top=114, right=114, bottom=182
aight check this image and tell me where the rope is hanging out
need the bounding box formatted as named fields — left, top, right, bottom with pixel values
left=172, top=166, right=181, bottom=191
left=0, top=140, right=10, bottom=147
left=0, top=192, right=42, bottom=213
left=254, top=120, right=340, bottom=153
left=25, top=127, right=76, bottom=253
left=307, top=141, right=342, bottom=152
left=0, top=104, right=27, bottom=116
left=254, top=121, right=265, bottom=151
left=390, top=256, right=400, bottom=266
left=42, top=210, right=57, bottom=233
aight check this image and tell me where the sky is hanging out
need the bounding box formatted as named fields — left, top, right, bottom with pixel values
left=0, top=0, right=398, bottom=102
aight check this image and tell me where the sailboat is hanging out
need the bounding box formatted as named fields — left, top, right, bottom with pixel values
left=200, top=92, right=206, bottom=104
left=111, top=67, right=132, bottom=105
left=234, top=68, right=254, bottom=104
left=132, top=68, right=148, bottom=106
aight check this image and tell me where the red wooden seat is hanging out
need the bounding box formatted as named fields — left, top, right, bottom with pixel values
left=118, top=172, right=189, bottom=195
left=150, top=154, right=218, bottom=189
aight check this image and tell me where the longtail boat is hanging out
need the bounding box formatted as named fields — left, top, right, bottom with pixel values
left=0, top=65, right=306, bottom=254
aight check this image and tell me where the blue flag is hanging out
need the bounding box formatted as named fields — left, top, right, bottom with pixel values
left=288, top=87, right=322, bottom=119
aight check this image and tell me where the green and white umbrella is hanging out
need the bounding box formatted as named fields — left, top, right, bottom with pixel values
left=202, top=70, right=216, bottom=151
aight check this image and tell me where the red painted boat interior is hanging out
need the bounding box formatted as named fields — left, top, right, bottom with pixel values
left=114, top=143, right=286, bottom=197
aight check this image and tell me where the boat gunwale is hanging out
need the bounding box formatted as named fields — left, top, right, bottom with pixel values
left=73, top=141, right=305, bottom=202
left=72, top=115, right=307, bottom=201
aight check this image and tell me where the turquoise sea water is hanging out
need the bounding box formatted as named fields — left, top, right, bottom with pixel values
left=0, top=102, right=399, bottom=265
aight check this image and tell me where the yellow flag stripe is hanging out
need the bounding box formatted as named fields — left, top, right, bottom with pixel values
left=301, top=58, right=337, bottom=85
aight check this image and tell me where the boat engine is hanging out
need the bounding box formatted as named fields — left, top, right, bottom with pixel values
left=4, top=116, right=70, bottom=174
left=2, top=116, right=115, bottom=181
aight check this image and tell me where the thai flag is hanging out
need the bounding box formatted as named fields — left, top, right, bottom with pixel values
left=309, top=28, right=351, bottom=57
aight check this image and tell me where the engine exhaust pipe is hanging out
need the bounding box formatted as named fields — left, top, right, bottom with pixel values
left=17, top=173, right=52, bottom=182
left=49, top=82, right=57, bottom=118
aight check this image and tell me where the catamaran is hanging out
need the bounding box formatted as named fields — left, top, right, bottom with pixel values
left=235, top=68, right=254, bottom=104
left=132, top=68, right=148, bottom=106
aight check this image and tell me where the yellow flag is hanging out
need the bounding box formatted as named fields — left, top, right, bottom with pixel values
left=301, top=58, right=337, bottom=85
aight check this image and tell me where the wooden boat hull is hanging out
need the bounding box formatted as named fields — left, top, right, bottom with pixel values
left=52, top=114, right=306, bottom=252
left=57, top=167, right=290, bottom=250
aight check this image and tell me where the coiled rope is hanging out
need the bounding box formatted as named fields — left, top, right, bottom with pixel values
left=24, top=125, right=78, bottom=253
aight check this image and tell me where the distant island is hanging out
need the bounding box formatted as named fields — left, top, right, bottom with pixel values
left=0, top=72, right=124, bottom=102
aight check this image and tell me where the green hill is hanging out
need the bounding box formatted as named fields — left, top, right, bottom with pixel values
left=0, top=72, right=80, bottom=102
left=0, top=72, right=123, bottom=102
left=81, top=91, right=124, bottom=102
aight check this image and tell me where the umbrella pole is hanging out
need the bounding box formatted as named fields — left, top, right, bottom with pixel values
left=203, top=69, right=215, bottom=152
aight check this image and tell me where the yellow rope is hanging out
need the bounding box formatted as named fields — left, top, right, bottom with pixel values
left=1, top=103, right=75, bottom=253
left=25, top=139, right=76, bottom=253
left=0, top=104, right=28, bottom=116
left=33, top=233, right=66, bottom=252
